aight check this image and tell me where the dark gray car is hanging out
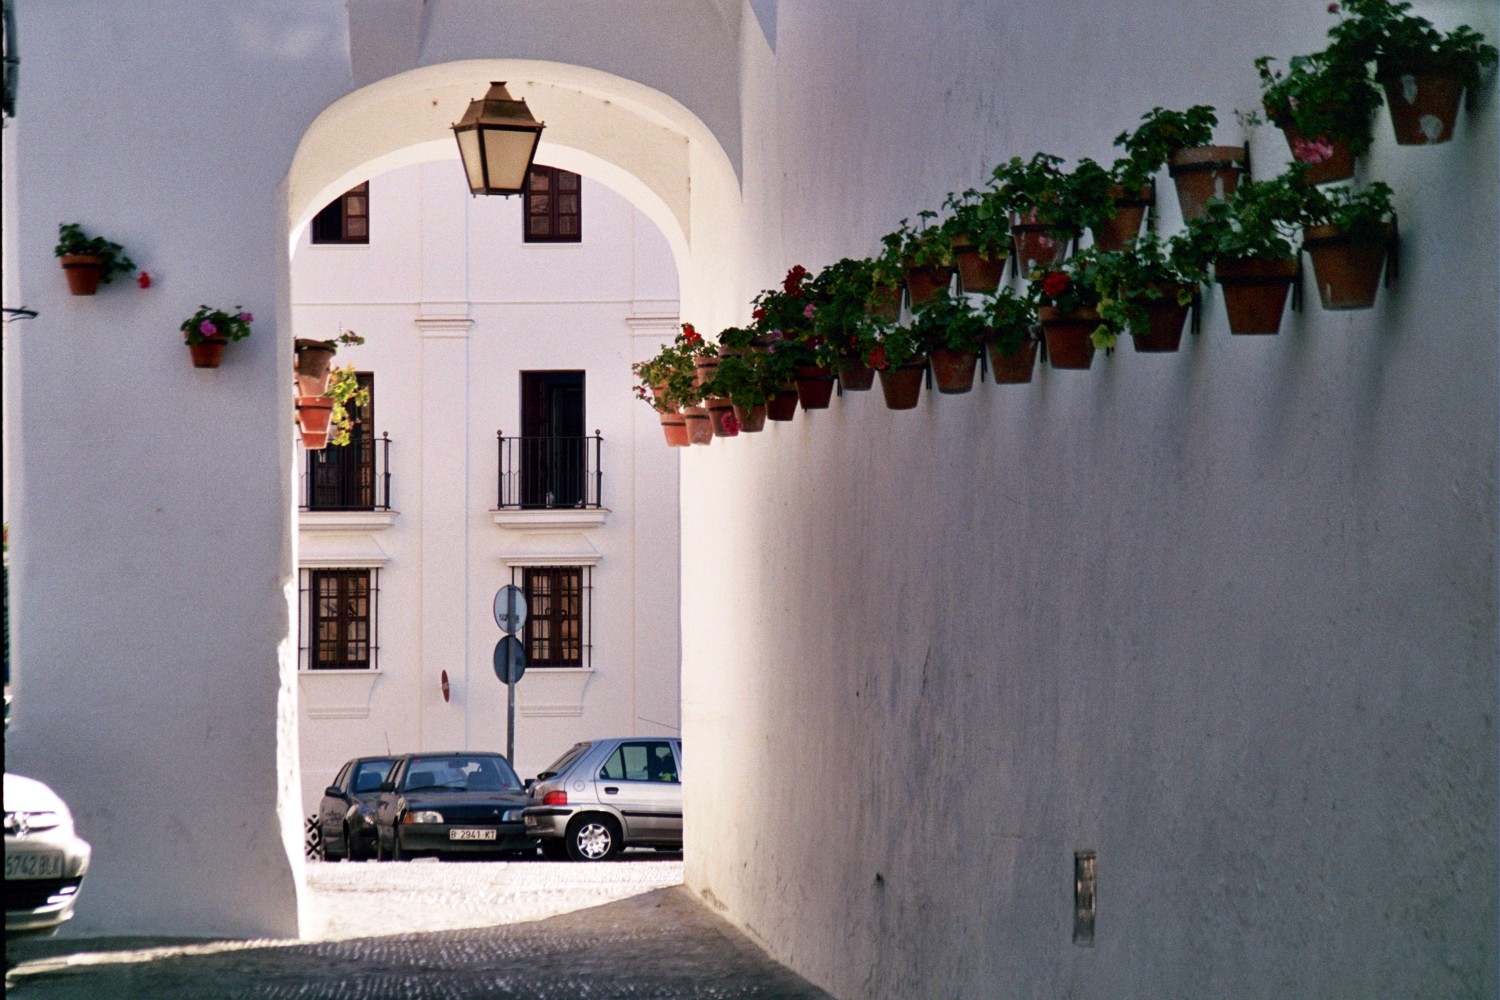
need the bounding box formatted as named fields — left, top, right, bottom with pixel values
left=316, top=756, right=395, bottom=861
left=523, top=738, right=682, bottom=860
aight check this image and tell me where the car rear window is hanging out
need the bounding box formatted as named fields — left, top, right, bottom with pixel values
left=537, top=742, right=591, bottom=780
left=352, top=759, right=393, bottom=794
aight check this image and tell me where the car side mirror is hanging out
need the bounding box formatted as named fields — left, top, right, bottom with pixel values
left=324, top=785, right=342, bottom=798
left=379, top=781, right=395, bottom=793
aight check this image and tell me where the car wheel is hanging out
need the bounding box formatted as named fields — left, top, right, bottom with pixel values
left=539, top=839, right=568, bottom=861
left=567, top=816, right=621, bottom=861
left=342, top=824, right=360, bottom=862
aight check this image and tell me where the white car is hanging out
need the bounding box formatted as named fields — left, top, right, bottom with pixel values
left=4, top=772, right=92, bottom=935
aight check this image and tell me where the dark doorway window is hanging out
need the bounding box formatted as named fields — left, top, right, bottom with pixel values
left=304, top=569, right=378, bottom=670
left=523, top=166, right=581, bottom=243
left=520, top=566, right=587, bottom=667
left=520, top=371, right=585, bottom=508
left=312, top=182, right=369, bottom=244
left=307, top=373, right=375, bottom=510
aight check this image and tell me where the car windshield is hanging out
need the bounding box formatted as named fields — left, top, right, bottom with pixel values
left=401, top=756, right=521, bottom=792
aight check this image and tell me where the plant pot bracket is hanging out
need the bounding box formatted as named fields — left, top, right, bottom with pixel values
left=1386, top=215, right=1401, bottom=289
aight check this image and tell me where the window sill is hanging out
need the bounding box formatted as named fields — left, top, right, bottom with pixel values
left=300, top=510, right=398, bottom=532
left=517, top=668, right=594, bottom=718
left=299, top=670, right=381, bottom=719
left=491, top=508, right=608, bottom=531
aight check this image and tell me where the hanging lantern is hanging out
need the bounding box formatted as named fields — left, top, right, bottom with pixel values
left=450, top=81, right=546, bottom=197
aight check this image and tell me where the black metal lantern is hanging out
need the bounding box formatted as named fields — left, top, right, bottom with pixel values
left=450, top=81, right=546, bottom=197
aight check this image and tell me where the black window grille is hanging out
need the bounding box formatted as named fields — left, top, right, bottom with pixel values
left=523, top=166, right=581, bottom=243
left=513, top=565, right=590, bottom=668
left=303, top=374, right=392, bottom=511
left=300, top=568, right=380, bottom=671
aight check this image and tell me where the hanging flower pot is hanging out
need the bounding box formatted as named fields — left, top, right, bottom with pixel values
left=1302, top=223, right=1393, bottom=311
left=682, top=405, right=714, bottom=444
left=1037, top=306, right=1099, bottom=370
left=705, top=398, right=738, bottom=437
left=986, top=338, right=1038, bottom=384
left=295, top=395, right=334, bottom=451
left=794, top=365, right=837, bottom=410
left=1091, top=185, right=1153, bottom=252
left=300, top=424, right=331, bottom=450
left=60, top=254, right=106, bottom=296
left=928, top=348, right=979, bottom=394
left=952, top=236, right=1008, bottom=294
left=902, top=264, right=955, bottom=308
left=1131, top=289, right=1193, bottom=353
left=188, top=336, right=228, bottom=369
left=1279, top=126, right=1356, bottom=186
left=837, top=359, right=875, bottom=392
left=766, top=385, right=799, bottom=422
left=692, top=355, right=719, bottom=389
left=1377, top=68, right=1464, bottom=145
left=1214, top=257, right=1299, bottom=334
left=867, top=282, right=902, bottom=323
left=877, top=360, right=927, bottom=410
left=659, top=412, right=690, bottom=448
left=732, top=403, right=768, bottom=433
left=293, top=339, right=339, bottom=396
left=1167, top=145, right=1247, bottom=221
left=1010, top=210, right=1070, bottom=273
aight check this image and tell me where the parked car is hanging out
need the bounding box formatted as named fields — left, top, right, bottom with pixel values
left=372, top=751, right=533, bottom=860
left=315, top=756, right=396, bottom=861
left=5, top=772, right=92, bottom=935
left=523, top=737, right=683, bottom=860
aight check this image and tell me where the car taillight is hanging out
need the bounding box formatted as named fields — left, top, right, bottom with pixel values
left=542, top=790, right=568, bottom=806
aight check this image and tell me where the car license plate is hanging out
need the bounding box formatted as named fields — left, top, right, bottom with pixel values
left=449, top=829, right=497, bottom=841
left=5, top=851, right=64, bottom=880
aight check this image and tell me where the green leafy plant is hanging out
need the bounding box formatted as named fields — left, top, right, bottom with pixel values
left=181, top=305, right=254, bottom=345
left=881, top=211, right=955, bottom=269
left=1175, top=167, right=1317, bottom=267
left=988, top=153, right=1115, bottom=238
left=809, top=257, right=885, bottom=367
left=1253, top=50, right=1383, bottom=155
left=1303, top=180, right=1396, bottom=243
left=1333, top=0, right=1497, bottom=87
left=867, top=321, right=924, bottom=372
left=941, top=187, right=1012, bottom=259
left=631, top=322, right=709, bottom=411
left=1113, top=105, right=1220, bottom=177
left=1030, top=249, right=1115, bottom=347
left=752, top=264, right=826, bottom=370
left=327, top=365, right=371, bottom=448
left=979, top=286, right=1039, bottom=358
left=300, top=328, right=366, bottom=353
left=909, top=290, right=988, bottom=353
left=1089, top=233, right=1203, bottom=348
left=54, top=223, right=136, bottom=284
left=700, top=348, right=778, bottom=409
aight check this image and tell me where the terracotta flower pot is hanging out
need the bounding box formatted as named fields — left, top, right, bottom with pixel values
left=295, top=396, right=334, bottom=450
left=732, top=403, right=768, bottom=433
left=1302, top=223, right=1393, bottom=311
left=877, top=360, right=927, bottom=410
left=682, top=405, right=713, bottom=445
left=1091, top=185, right=1152, bottom=252
left=1214, top=257, right=1299, bottom=334
left=928, top=348, right=979, bottom=394
left=766, top=387, right=799, bottom=422
left=294, top=339, right=338, bottom=396
left=1278, top=125, right=1356, bottom=185
left=1038, top=306, right=1099, bottom=370
left=837, top=359, right=876, bottom=391
left=1010, top=210, right=1070, bottom=273
left=692, top=355, right=719, bottom=389
left=1131, top=288, right=1193, bottom=353
left=188, top=336, right=228, bottom=369
left=659, top=412, right=690, bottom=447
left=1167, top=145, right=1247, bottom=221
left=902, top=264, right=955, bottom=308
left=986, top=337, right=1038, bottom=384
left=60, top=254, right=105, bottom=295
left=1378, top=67, right=1464, bottom=145
left=794, top=364, right=837, bottom=410
left=300, top=425, right=331, bottom=450
left=953, top=238, right=1008, bottom=294
left=867, top=283, right=902, bottom=323
left=705, top=398, right=738, bottom=436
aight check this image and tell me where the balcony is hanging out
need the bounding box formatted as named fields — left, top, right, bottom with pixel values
left=301, top=431, right=392, bottom=512
left=495, top=431, right=603, bottom=510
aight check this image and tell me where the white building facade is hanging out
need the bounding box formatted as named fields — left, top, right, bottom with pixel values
left=290, top=160, right=682, bottom=807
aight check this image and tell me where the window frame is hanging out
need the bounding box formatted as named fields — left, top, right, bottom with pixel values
left=300, top=567, right=380, bottom=671
left=523, top=166, right=582, bottom=244
left=514, top=565, right=591, bottom=668
left=311, top=181, right=369, bottom=245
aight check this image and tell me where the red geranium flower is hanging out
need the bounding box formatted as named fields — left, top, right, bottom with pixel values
left=137, top=271, right=152, bottom=289
left=752, top=308, right=766, bottom=321
left=1041, top=272, right=1070, bottom=298
left=868, top=346, right=888, bottom=370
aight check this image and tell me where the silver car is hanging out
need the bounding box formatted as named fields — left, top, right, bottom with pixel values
left=523, top=738, right=682, bottom=860
left=4, top=773, right=92, bottom=935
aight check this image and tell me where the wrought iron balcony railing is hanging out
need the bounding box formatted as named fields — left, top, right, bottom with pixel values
left=496, top=431, right=603, bottom=509
left=301, top=431, right=392, bottom=512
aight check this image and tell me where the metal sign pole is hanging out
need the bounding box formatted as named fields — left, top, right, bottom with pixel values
left=507, top=679, right=515, bottom=762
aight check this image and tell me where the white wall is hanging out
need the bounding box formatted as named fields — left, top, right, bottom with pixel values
left=681, top=2, right=1498, bottom=997
left=291, top=160, right=682, bottom=804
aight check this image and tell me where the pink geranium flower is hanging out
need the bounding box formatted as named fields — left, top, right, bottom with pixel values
left=1291, top=136, right=1335, bottom=164
left=721, top=411, right=741, bottom=436
left=199, top=320, right=218, bottom=336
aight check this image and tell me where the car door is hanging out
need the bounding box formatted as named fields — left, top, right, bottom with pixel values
left=318, top=761, right=353, bottom=853
left=596, top=740, right=682, bottom=843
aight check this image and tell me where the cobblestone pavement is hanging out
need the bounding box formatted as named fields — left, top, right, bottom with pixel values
left=5, top=859, right=834, bottom=999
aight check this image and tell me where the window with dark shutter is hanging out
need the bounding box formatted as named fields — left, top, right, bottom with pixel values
left=520, top=566, right=588, bottom=667
left=524, top=166, right=581, bottom=243
left=311, top=182, right=369, bottom=245
left=305, top=569, right=377, bottom=670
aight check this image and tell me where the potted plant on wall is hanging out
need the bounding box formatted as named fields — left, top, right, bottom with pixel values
left=753, top=265, right=834, bottom=412
left=1116, top=105, right=1246, bottom=222
left=810, top=257, right=885, bottom=391
left=1300, top=180, right=1397, bottom=310
left=294, top=329, right=365, bottom=396
left=868, top=321, right=927, bottom=411
left=911, top=290, right=988, bottom=394
left=1176, top=168, right=1311, bottom=335
left=705, top=347, right=776, bottom=433
left=881, top=212, right=957, bottom=308
left=1332, top=0, right=1497, bottom=145
left=989, top=153, right=1101, bottom=273
left=941, top=186, right=1012, bottom=294
left=980, top=286, right=1041, bottom=384
left=54, top=223, right=136, bottom=295
left=181, top=304, right=253, bottom=368
left=1090, top=151, right=1157, bottom=253
left=1090, top=233, right=1206, bottom=353
left=1030, top=251, right=1110, bottom=369
left=1252, top=46, right=1382, bottom=184
left=632, top=322, right=707, bottom=446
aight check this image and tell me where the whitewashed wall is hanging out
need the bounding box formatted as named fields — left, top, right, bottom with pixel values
left=290, top=161, right=682, bottom=805
left=680, top=2, right=1498, bottom=997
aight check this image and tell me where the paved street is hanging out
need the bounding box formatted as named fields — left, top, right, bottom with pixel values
left=5, top=858, right=834, bottom=999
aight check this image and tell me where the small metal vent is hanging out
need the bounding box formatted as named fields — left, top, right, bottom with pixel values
left=1073, top=851, right=1097, bottom=946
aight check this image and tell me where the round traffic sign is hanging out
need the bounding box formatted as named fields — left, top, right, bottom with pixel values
left=494, top=585, right=527, bottom=635
left=493, top=635, right=526, bottom=685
